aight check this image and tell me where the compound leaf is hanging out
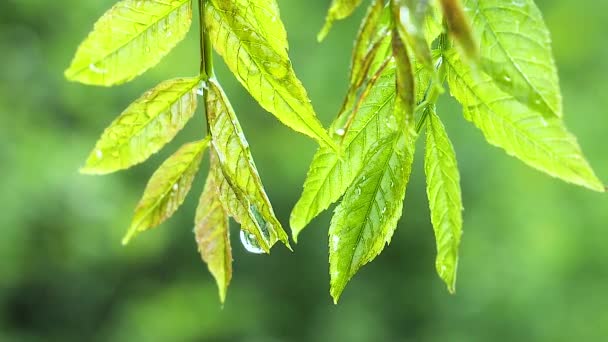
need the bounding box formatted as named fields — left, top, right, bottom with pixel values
left=424, top=109, right=463, bottom=293
left=123, top=138, right=210, bottom=244
left=206, top=79, right=290, bottom=250
left=81, top=77, right=200, bottom=175
left=463, top=0, right=562, bottom=118
left=205, top=0, right=336, bottom=150
left=446, top=51, right=604, bottom=192
left=329, top=129, right=416, bottom=303
left=290, top=62, right=396, bottom=240
left=65, top=0, right=193, bottom=86
left=195, top=165, right=232, bottom=303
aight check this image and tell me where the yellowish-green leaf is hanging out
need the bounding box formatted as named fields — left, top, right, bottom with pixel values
left=65, top=0, right=193, bottom=86
left=206, top=79, right=290, bottom=250
left=208, top=152, right=270, bottom=253
left=439, top=0, right=477, bottom=58
left=446, top=51, right=604, bottom=192
left=329, top=129, right=416, bottom=303
left=205, top=0, right=336, bottom=150
left=81, top=77, right=200, bottom=175
left=123, top=138, right=210, bottom=245
left=318, top=0, right=366, bottom=41
left=424, top=108, right=463, bottom=294
left=336, top=3, right=392, bottom=125
left=463, top=0, right=562, bottom=118
left=290, top=62, right=396, bottom=240
left=195, top=164, right=232, bottom=303
left=350, top=1, right=390, bottom=86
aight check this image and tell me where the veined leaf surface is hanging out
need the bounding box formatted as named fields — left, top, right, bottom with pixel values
left=65, top=0, right=192, bottom=86
left=123, top=138, right=209, bottom=244
left=195, top=165, right=232, bottom=303
left=424, top=109, right=463, bottom=293
left=463, top=0, right=562, bottom=118
left=209, top=153, right=270, bottom=253
left=329, top=129, right=416, bottom=303
left=206, top=79, right=290, bottom=249
left=318, top=0, right=366, bottom=41
left=205, top=0, right=336, bottom=150
left=290, top=62, right=396, bottom=240
left=446, top=51, right=604, bottom=192
left=81, top=77, right=200, bottom=175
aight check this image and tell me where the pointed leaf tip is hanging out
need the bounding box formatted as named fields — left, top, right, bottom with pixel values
left=195, top=167, right=232, bottom=303
left=65, top=0, right=193, bottom=86
left=206, top=79, right=290, bottom=251
left=123, top=139, right=209, bottom=244
left=81, top=77, right=200, bottom=175
left=205, top=0, right=335, bottom=149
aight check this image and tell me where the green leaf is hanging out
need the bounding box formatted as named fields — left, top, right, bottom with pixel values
left=81, top=77, right=200, bottom=175
left=195, top=164, right=232, bottom=303
left=318, top=0, right=366, bottom=41
left=463, top=0, right=562, bottom=118
left=424, top=108, right=463, bottom=293
left=350, top=1, right=390, bottom=85
left=391, top=24, right=416, bottom=125
left=391, top=0, right=434, bottom=70
left=446, top=51, right=604, bottom=192
left=290, top=62, right=396, bottom=240
left=439, top=0, right=477, bottom=58
left=123, top=138, right=210, bottom=245
left=329, top=129, right=416, bottom=303
left=206, top=79, right=290, bottom=250
left=65, top=0, right=193, bottom=86
left=205, top=0, right=336, bottom=150
left=337, top=3, right=392, bottom=124
left=209, top=152, right=270, bottom=253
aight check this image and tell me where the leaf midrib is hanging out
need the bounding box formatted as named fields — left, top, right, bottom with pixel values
left=472, top=1, right=558, bottom=117
left=71, top=0, right=191, bottom=75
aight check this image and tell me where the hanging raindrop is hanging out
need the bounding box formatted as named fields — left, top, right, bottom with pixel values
left=239, top=230, right=264, bottom=254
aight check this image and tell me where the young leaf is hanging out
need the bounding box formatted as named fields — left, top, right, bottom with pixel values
left=65, top=0, right=193, bottom=86
left=350, top=0, right=390, bottom=86
left=329, top=129, right=416, bottom=303
left=338, top=3, right=392, bottom=123
left=205, top=0, right=337, bottom=150
left=195, top=165, right=232, bottom=303
left=464, top=0, right=562, bottom=118
left=391, top=0, right=434, bottom=70
left=446, top=51, right=605, bottom=192
left=290, top=62, right=396, bottom=240
left=391, top=25, right=415, bottom=125
left=439, top=0, right=477, bottom=59
left=81, top=77, right=200, bottom=175
left=123, top=138, right=210, bottom=245
left=424, top=108, right=463, bottom=293
left=318, top=0, right=366, bottom=41
left=206, top=79, right=290, bottom=249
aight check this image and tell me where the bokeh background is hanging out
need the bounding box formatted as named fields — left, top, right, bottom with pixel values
left=1, top=0, right=607, bottom=341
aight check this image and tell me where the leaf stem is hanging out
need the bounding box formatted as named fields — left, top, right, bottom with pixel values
left=415, top=34, right=449, bottom=133
left=198, top=0, right=214, bottom=80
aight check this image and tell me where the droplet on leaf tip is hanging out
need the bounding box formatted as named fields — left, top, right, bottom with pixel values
left=239, top=230, right=264, bottom=254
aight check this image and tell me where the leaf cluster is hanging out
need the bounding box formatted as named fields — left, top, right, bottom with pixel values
left=66, top=0, right=604, bottom=303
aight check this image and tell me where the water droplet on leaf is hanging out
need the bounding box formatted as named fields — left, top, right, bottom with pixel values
left=240, top=230, right=264, bottom=254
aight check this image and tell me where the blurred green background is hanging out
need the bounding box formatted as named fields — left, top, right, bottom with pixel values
left=1, top=0, right=607, bottom=341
